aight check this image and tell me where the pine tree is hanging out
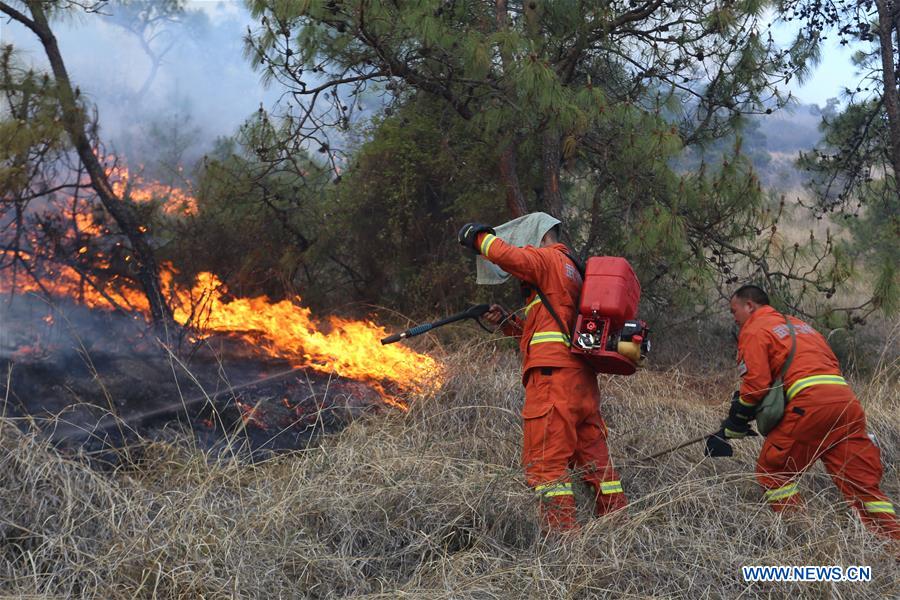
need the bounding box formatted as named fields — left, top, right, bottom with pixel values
left=243, top=0, right=846, bottom=312
left=245, top=0, right=812, bottom=219
left=786, top=0, right=900, bottom=321
left=0, top=0, right=173, bottom=325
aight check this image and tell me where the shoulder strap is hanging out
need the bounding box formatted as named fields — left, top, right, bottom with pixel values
left=778, top=313, right=797, bottom=379
left=533, top=285, right=572, bottom=341
left=528, top=249, right=582, bottom=341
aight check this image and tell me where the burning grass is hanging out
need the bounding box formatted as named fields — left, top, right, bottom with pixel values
left=0, top=347, right=898, bottom=598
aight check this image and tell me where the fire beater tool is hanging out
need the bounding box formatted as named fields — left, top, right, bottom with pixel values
left=642, top=433, right=710, bottom=461
left=642, top=428, right=759, bottom=461
left=381, top=304, right=492, bottom=345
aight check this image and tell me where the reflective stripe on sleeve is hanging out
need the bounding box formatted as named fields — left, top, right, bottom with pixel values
left=480, top=233, right=498, bottom=257
left=785, top=375, right=847, bottom=402
left=524, top=297, right=542, bottom=315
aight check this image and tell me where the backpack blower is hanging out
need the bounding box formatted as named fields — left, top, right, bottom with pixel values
left=538, top=256, right=650, bottom=376
left=572, top=257, right=650, bottom=375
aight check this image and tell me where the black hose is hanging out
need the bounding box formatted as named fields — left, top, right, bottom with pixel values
left=380, top=304, right=491, bottom=345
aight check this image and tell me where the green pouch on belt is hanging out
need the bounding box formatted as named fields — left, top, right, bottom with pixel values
left=755, top=315, right=796, bottom=436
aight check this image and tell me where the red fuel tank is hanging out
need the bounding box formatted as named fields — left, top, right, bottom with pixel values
left=579, top=257, right=640, bottom=330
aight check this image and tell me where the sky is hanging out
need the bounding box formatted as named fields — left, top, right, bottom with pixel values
left=786, top=42, right=855, bottom=106
left=0, top=1, right=864, bottom=165
left=769, top=18, right=859, bottom=109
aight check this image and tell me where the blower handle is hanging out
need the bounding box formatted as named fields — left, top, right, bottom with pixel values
left=380, top=304, right=491, bottom=345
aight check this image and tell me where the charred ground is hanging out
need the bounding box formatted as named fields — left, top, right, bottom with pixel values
left=1, top=295, right=392, bottom=462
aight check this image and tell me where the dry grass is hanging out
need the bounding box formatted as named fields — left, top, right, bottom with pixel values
left=0, top=346, right=898, bottom=599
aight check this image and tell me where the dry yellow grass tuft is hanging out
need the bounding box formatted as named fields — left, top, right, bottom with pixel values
left=0, top=347, right=897, bottom=598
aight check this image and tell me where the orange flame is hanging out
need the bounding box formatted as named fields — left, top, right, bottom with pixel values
left=109, top=164, right=198, bottom=216
left=0, top=252, right=153, bottom=313
left=1, top=162, right=441, bottom=405
left=171, top=273, right=440, bottom=405
left=1, top=259, right=441, bottom=404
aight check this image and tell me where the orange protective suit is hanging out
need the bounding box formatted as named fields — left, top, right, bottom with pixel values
left=476, top=232, right=626, bottom=530
left=737, top=305, right=899, bottom=540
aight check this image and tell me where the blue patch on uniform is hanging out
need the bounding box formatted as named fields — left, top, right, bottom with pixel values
left=738, top=361, right=747, bottom=376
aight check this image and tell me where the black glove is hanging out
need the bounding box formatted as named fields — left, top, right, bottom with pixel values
left=722, top=391, right=757, bottom=439
left=704, top=430, right=734, bottom=458
left=457, top=222, right=495, bottom=252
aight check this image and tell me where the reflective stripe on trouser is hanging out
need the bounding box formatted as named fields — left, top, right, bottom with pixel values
left=536, top=482, right=574, bottom=498
left=757, top=387, right=900, bottom=539
left=600, top=480, right=623, bottom=495
left=522, top=366, right=626, bottom=518
left=785, top=374, right=847, bottom=402
left=863, top=500, right=896, bottom=514
left=596, top=478, right=627, bottom=514
left=765, top=483, right=799, bottom=504
left=536, top=480, right=577, bottom=532
left=860, top=500, right=900, bottom=540
left=529, top=331, right=570, bottom=346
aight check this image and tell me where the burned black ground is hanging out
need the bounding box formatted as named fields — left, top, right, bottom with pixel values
left=0, top=296, right=389, bottom=463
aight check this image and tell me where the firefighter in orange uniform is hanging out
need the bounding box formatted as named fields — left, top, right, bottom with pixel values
left=707, top=285, right=899, bottom=540
left=458, top=216, right=627, bottom=531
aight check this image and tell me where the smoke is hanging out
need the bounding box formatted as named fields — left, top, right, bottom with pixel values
left=756, top=103, right=826, bottom=154
left=2, top=1, right=278, bottom=174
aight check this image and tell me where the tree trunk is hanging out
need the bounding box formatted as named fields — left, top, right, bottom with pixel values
left=495, top=1, right=527, bottom=219
left=876, top=0, right=900, bottom=200
left=586, top=183, right=605, bottom=253
left=498, top=144, right=528, bottom=217
left=5, top=1, right=173, bottom=325
left=541, top=127, right=563, bottom=218
left=523, top=1, right=564, bottom=220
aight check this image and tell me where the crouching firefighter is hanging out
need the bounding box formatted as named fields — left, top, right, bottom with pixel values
left=458, top=213, right=627, bottom=532
left=706, top=285, right=900, bottom=541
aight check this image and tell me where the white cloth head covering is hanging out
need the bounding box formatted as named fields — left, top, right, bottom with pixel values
left=476, top=212, right=561, bottom=285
